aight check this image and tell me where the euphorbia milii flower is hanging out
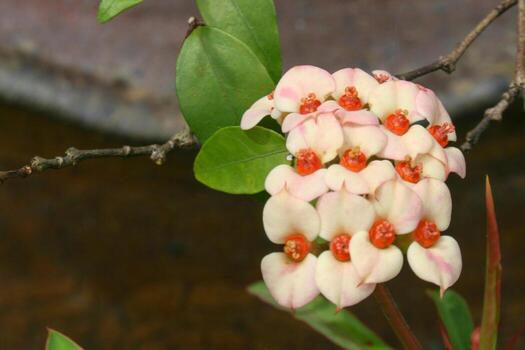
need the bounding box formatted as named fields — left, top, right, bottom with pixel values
left=265, top=165, right=328, bottom=202
left=371, top=70, right=396, bottom=84
left=317, top=68, right=380, bottom=125
left=349, top=180, right=422, bottom=284
left=240, top=92, right=282, bottom=130
left=286, top=112, right=344, bottom=174
left=274, top=65, right=336, bottom=132
left=407, top=179, right=462, bottom=295
left=261, top=191, right=320, bottom=308
left=315, top=191, right=376, bottom=308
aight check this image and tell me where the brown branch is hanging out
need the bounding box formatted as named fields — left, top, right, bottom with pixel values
left=0, top=130, right=196, bottom=183
left=374, top=285, right=423, bottom=350
left=397, top=0, right=517, bottom=81
left=461, top=0, right=525, bottom=151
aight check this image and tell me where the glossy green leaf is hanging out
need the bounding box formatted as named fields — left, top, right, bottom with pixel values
left=479, top=177, right=502, bottom=350
left=46, top=329, right=83, bottom=350
left=194, top=126, right=289, bottom=194
left=97, top=0, right=142, bottom=23
left=176, top=26, right=275, bottom=142
left=427, top=289, right=474, bottom=350
left=248, top=281, right=391, bottom=350
left=196, top=0, right=282, bottom=82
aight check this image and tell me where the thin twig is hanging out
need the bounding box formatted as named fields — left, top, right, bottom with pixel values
left=461, top=0, right=525, bottom=151
left=374, top=285, right=423, bottom=350
left=0, top=130, right=196, bottom=183
left=397, top=0, right=517, bottom=81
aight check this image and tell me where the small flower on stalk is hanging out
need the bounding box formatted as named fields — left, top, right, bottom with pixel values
left=315, top=190, right=377, bottom=308
left=349, top=180, right=422, bottom=284
left=265, top=164, right=328, bottom=202
left=261, top=191, right=321, bottom=308
left=273, top=65, right=336, bottom=132
left=407, top=179, right=462, bottom=295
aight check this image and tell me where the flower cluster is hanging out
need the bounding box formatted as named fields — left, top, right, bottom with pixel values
left=242, top=66, right=466, bottom=309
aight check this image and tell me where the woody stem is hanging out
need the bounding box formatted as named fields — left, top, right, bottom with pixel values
left=374, top=284, right=423, bottom=350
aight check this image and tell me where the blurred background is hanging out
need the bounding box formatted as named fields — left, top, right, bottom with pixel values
left=0, top=0, right=524, bottom=349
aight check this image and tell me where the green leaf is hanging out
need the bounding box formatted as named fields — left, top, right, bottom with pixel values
left=427, top=289, right=474, bottom=350
left=194, top=126, right=289, bottom=194
left=248, top=281, right=391, bottom=350
left=196, top=0, right=282, bottom=82
left=479, top=176, right=502, bottom=350
left=46, top=329, right=83, bottom=350
left=97, top=0, right=142, bottom=23
left=176, top=26, right=275, bottom=142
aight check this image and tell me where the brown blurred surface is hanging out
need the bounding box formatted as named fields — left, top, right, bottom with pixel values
left=0, top=101, right=524, bottom=349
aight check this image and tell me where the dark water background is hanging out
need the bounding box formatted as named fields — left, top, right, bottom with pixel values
left=0, top=102, right=523, bottom=349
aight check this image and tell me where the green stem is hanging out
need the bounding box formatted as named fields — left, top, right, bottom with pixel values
left=374, top=284, right=423, bottom=350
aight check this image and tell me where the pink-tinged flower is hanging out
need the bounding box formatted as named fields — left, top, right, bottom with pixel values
left=286, top=112, right=344, bottom=174
left=371, top=70, right=397, bottom=84
left=338, top=123, right=387, bottom=171
left=407, top=179, right=462, bottom=295
left=325, top=160, right=396, bottom=196
left=348, top=180, right=421, bottom=284
left=261, top=191, right=320, bottom=308
left=315, top=191, right=376, bottom=308
left=265, top=165, right=328, bottom=202
left=240, top=92, right=282, bottom=130
left=274, top=65, right=336, bottom=132
left=427, top=141, right=467, bottom=180
left=317, top=68, right=380, bottom=126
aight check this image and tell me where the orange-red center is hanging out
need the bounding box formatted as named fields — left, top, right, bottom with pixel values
left=283, top=234, right=311, bottom=262
left=412, top=220, right=440, bottom=248
left=338, top=86, right=362, bottom=111
left=369, top=220, right=396, bottom=249
left=340, top=147, right=367, bottom=172
left=385, top=109, right=410, bottom=135
left=330, top=234, right=351, bottom=262
left=395, top=160, right=422, bottom=183
left=296, top=149, right=323, bottom=175
left=299, top=93, right=321, bottom=114
left=428, top=122, right=455, bottom=147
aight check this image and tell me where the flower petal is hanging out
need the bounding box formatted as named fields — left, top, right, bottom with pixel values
left=373, top=180, right=422, bottom=234
left=274, top=65, right=335, bottom=112
left=445, top=147, right=466, bottom=178
left=407, top=236, right=462, bottom=294
left=418, top=154, right=447, bottom=181
left=265, top=165, right=328, bottom=202
left=342, top=124, right=387, bottom=158
left=349, top=231, right=403, bottom=283
left=371, top=69, right=396, bottom=83
left=336, top=109, right=380, bottom=125
left=359, top=160, right=397, bottom=195
left=324, top=164, right=369, bottom=194
left=317, top=191, right=375, bottom=240
left=281, top=112, right=309, bottom=133
left=402, top=125, right=435, bottom=159
left=240, top=95, right=273, bottom=129
left=412, top=179, right=452, bottom=231
left=263, top=191, right=320, bottom=243
left=286, top=113, right=343, bottom=163
left=332, top=68, right=379, bottom=103
left=315, top=251, right=376, bottom=308
left=261, top=252, right=319, bottom=309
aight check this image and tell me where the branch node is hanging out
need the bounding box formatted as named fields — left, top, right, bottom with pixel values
left=122, top=145, right=131, bottom=156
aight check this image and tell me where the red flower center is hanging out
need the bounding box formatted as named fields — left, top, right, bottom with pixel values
left=395, top=159, right=422, bottom=184
left=338, top=86, right=363, bottom=111
left=283, top=234, right=311, bottom=262
left=384, top=109, right=410, bottom=135
left=373, top=73, right=390, bottom=84
left=428, top=122, right=455, bottom=147
left=413, top=220, right=440, bottom=248
left=340, top=147, right=367, bottom=172
left=330, top=234, right=352, bottom=262
left=369, top=220, right=396, bottom=249
left=296, top=149, right=323, bottom=175
left=299, top=93, right=321, bottom=114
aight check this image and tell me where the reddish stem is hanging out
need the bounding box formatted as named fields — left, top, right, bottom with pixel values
left=374, top=284, right=423, bottom=350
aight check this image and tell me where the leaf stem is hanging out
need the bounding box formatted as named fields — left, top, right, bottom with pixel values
left=374, top=284, right=423, bottom=350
